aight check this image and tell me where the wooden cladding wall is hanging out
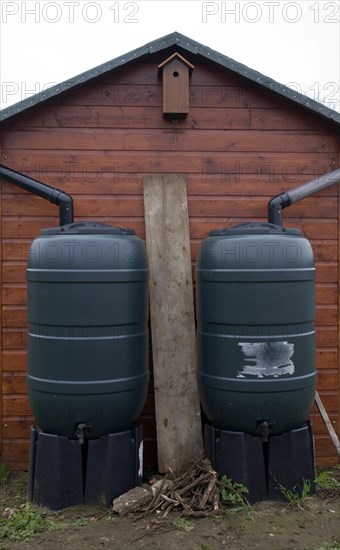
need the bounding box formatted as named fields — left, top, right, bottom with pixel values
left=1, top=56, right=339, bottom=469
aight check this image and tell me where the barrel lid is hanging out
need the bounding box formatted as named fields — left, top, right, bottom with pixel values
left=40, top=221, right=135, bottom=235
left=209, top=222, right=302, bottom=237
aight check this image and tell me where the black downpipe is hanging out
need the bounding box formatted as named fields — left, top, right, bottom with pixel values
left=0, top=164, right=74, bottom=226
left=268, top=168, right=340, bottom=225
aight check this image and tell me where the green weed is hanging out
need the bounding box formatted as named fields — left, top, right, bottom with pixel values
left=0, top=464, right=9, bottom=485
left=172, top=517, right=194, bottom=532
left=0, top=502, right=58, bottom=542
left=72, top=517, right=89, bottom=527
left=219, top=476, right=249, bottom=506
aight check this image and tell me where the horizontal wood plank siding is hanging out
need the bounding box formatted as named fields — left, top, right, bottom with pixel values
left=9, top=106, right=332, bottom=131
left=3, top=129, right=338, bottom=153
left=2, top=152, right=337, bottom=176
left=1, top=57, right=339, bottom=469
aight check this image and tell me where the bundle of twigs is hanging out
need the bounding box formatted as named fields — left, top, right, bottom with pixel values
left=140, top=456, right=221, bottom=518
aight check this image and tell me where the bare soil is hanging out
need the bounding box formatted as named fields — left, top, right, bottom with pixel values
left=1, top=468, right=339, bottom=550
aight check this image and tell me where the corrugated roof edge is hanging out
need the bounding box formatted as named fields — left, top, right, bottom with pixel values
left=1, top=31, right=339, bottom=125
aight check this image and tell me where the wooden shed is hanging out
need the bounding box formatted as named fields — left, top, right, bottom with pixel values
left=0, top=32, right=339, bottom=470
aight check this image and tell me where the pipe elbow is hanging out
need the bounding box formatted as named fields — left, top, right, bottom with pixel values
left=54, top=191, right=74, bottom=226
left=55, top=190, right=73, bottom=207
left=268, top=193, right=290, bottom=226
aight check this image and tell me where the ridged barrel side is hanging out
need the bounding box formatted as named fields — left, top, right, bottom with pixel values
left=26, top=222, right=149, bottom=438
left=196, top=223, right=316, bottom=436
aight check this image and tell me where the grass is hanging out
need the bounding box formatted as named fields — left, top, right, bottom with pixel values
left=315, top=471, right=340, bottom=491
left=276, top=478, right=312, bottom=508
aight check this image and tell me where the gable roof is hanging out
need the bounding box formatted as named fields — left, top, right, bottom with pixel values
left=1, top=31, right=339, bottom=125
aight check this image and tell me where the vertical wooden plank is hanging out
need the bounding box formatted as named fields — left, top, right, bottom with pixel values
left=143, top=174, right=203, bottom=472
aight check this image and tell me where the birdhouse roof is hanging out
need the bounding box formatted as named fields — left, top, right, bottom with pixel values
left=158, top=52, right=195, bottom=74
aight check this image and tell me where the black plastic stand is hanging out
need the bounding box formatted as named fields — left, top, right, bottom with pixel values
left=204, top=421, right=315, bottom=504
left=27, top=425, right=143, bottom=510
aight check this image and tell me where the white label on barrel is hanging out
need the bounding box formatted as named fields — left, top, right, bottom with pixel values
left=138, top=441, right=143, bottom=479
left=237, top=341, right=295, bottom=378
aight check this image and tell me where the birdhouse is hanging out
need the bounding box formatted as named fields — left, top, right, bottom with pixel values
left=158, top=52, right=194, bottom=120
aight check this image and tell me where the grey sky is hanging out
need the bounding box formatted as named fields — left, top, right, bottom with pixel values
left=0, top=0, right=339, bottom=111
